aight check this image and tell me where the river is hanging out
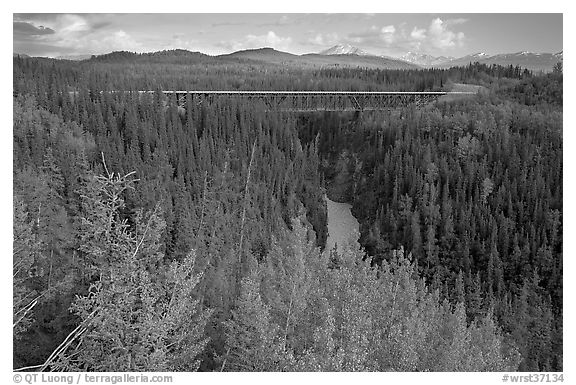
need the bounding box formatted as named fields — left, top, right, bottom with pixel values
left=325, top=195, right=360, bottom=254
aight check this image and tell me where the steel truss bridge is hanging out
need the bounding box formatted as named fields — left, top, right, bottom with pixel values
left=157, top=91, right=475, bottom=112
left=107, top=91, right=476, bottom=112
left=69, top=90, right=477, bottom=112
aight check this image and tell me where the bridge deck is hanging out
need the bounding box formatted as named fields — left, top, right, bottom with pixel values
left=69, top=90, right=477, bottom=111
left=140, top=90, right=472, bottom=95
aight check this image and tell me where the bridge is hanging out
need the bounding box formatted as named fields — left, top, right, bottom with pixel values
left=70, top=90, right=477, bottom=112
left=158, top=91, right=475, bottom=112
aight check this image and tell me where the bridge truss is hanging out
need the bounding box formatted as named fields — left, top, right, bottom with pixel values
left=67, top=90, right=476, bottom=112
left=146, top=90, right=475, bottom=112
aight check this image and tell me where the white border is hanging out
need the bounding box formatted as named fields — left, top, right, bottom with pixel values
left=2, top=3, right=571, bottom=384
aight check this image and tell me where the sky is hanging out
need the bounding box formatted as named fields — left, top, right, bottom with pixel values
left=13, top=13, right=563, bottom=59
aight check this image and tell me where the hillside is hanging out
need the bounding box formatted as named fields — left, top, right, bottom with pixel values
left=88, top=49, right=211, bottom=64
left=220, top=47, right=418, bottom=70
left=218, top=47, right=302, bottom=65
left=303, top=53, right=418, bottom=70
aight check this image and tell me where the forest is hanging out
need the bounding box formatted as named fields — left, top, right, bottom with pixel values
left=13, top=52, right=562, bottom=371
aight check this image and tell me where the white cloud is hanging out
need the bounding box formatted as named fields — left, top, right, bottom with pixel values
left=278, top=15, right=290, bottom=24
left=380, top=25, right=396, bottom=44
left=223, top=31, right=293, bottom=52
left=57, top=14, right=91, bottom=34
left=14, top=14, right=149, bottom=56
left=381, top=25, right=396, bottom=34
left=308, top=32, right=339, bottom=47
left=339, top=17, right=466, bottom=56
left=445, top=18, right=469, bottom=26
left=160, top=34, right=199, bottom=51
left=428, top=18, right=465, bottom=49
left=345, top=24, right=397, bottom=46
left=410, top=27, right=426, bottom=41
left=55, top=28, right=146, bottom=55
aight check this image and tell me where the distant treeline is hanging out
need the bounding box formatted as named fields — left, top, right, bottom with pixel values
left=15, top=52, right=561, bottom=94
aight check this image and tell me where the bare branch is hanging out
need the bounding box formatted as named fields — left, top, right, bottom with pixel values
left=220, top=347, right=231, bottom=372
left=283, top=281, right=296, bottom=350
left=13, top=364, right=43, bottom=372
left=238, top=140, right=257, bottom=263
left=101, top=152, right=111, bottom=179
left=39, top=310, right=97, bottom=371
left=131, top=203, right=161, bottom=260
left=13, top=299, right=37, bottom=328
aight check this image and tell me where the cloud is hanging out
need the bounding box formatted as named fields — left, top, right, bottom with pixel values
left=410, top=27, right=426, bottom=41
left=14, top=14, right=148, bottom=57
left=348, top=25, right=380, bottom=40
left=14, top=14, right=61, bottom=22
left=13, top=21, right=55, bottom=36
left=93, top=30, right=145, bottom=52
left=380, top=25, right=396, bottom=44
left=211, top=21, right=247, bottom=27
left=91, top=21, right=113, bottom=30
left=158, top=34, right=199, bottom=51
left=53, top=15, right=146, bottom=53
left=218, top=31, right=292, bottom=52
left=307, top=32, right=339, bottom=47
left=381, top=25, right=395, bottom=34
left=428, top=18, right=465, bottom=49
left=256, top=15, right=300, bottom=27
left=345, top=25, right=397, bottom=46
left=339, top=17, right=466, bottom=56
left=445, top=18, right=469, bottom=26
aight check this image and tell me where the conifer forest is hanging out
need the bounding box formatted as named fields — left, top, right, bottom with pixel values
left=13, top=51, right=563, bottom=372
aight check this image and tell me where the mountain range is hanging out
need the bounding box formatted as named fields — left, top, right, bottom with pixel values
left=322, top=45, right=562, bottom=72
left=14, top=44, right=563, bottom=72
left=222, top=47, right=417, bottom=70
left=431, top=51, right=563, bottom=72
left=319, top=44, right=370, bottom=56
left=400, top=52, right=456, bottom=67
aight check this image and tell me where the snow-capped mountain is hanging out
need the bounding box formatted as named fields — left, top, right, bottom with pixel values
left=423, top=51, right=562, bottom=72
left=436, top=52, right=494, bottom=67
left=400, top=52, right=454, bottom=67
left=319, top=44, right=371, bottom=56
